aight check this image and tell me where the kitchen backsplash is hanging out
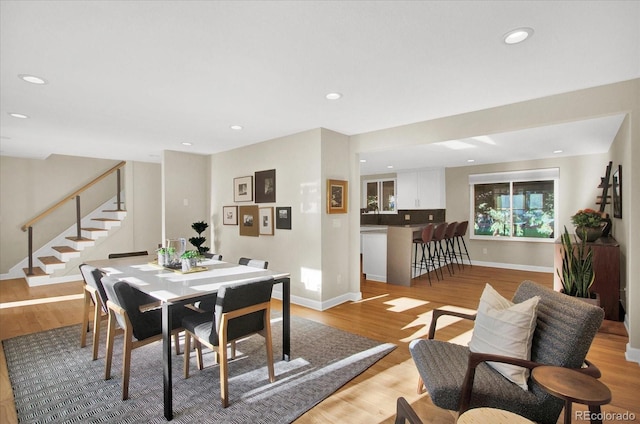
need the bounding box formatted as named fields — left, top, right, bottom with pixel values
left=360, top=209, right=446, bottom=226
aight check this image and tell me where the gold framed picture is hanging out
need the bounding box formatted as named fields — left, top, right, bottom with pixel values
left=239, top=205, right=259, bottom=236
left=327, top=179, right=348, bottom=214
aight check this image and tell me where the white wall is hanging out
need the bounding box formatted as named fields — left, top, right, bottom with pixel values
left=162, top=150, right=210, bottom=248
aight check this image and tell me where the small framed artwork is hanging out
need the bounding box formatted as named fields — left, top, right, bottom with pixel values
left=327, top=179, right=348, bottom=214
left=613, top=164, right=622, bottom=218
left=239, top=205, right=259, bottom=236
left=234, top=176, right=253, bottom=202
left=259, top=207, right=274, bottom=235
left=222, top=206, right=238, bottom=225
left=255, top=169, right=276, bottom=203
left=276, top=206, right=292, bottom=230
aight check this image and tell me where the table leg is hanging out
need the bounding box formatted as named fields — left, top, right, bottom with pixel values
left=588, top=405, right=603, bottom=424
left=162, top=302, right=173, bottom=420
left=282, top=277, right=290, bottom=361
left=564, top=401, right=572, bottom=424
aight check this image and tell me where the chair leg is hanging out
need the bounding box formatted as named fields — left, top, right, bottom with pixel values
left=219, top=343, right=229, bottom=408
left=121, top=327, right=133, bottom=400
left=419, top=243, right=431, bottom=286
left=91, top=304, right=102, bottom=360
left=417, top=376, right=426, bottom=394
left=104, top=313, right=116, bottom=380
left=80, top=292, right=91, bottom=348
left=458, top=236, right=472, bottom=267
left=173, top=332, right=181, bottom=355
left=195, top=340, right=204, bottom=370
left=183, top=332, right=191, bottom=378
left=230, top=340, right=236, bottom=359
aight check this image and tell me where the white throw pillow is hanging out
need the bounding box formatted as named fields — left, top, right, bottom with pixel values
left=468, top=283, right=540, bottom=391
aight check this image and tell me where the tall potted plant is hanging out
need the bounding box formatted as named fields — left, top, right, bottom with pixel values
left=189, top=221, right=210, bottom=255
left=557, top=226, right=597, bottom=303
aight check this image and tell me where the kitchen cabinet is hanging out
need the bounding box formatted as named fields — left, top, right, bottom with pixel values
left=361, top=228, right=387, bottom=282
left=396, top=169, right=445, bottom=209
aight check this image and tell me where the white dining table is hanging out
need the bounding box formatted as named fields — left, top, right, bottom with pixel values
left=88, top=255, right=291, bottom=421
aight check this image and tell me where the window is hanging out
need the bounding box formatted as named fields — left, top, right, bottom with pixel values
left=470, top=169, right=558, bottom=241
left=363, top=178, right=396, bottom=213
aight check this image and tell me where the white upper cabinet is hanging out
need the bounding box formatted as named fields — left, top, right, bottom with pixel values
left=396, top=169, right=446, bottom=209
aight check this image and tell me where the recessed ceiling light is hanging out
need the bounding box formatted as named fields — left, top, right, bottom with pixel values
left=467, top=159, right=475, bottom=163
left=9, top=113, right=29, bottom=119
left=504, top=27, right=534, bottom=45
left=181, top=142, right=192, bottom=146
left=387, top=165, right=394, bottom=169
left=360, top=159, right=367, bottom=163
left=230, top=125, right=243, bottom=130
left=18, top=74, right=47, bottom=84
left=553, top=149, right=563, bottom=154
left=325, top=92, right=342, bottom=100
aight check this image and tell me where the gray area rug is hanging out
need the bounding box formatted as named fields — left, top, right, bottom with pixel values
left=3, top=314, right=395, bottom=423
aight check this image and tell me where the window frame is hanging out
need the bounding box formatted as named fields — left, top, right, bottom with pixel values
left=469, top=168, right=559, bottom=243
left=362, top=178, right=397, bottom=214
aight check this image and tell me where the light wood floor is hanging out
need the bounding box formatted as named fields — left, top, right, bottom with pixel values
left=1, top=266, right=638, bottom=423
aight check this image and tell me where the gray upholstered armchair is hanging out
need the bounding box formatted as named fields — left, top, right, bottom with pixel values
left=409, top=280, right=604, bottom=424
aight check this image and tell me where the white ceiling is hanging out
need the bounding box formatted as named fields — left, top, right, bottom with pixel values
left=1, top=1, right=638, bottom=171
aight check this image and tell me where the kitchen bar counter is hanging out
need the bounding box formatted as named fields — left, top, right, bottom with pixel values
left=387, top=224, right=435, bottom=286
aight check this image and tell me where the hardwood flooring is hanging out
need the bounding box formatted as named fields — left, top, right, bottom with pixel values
left=1, top=265, right=638, bottom=423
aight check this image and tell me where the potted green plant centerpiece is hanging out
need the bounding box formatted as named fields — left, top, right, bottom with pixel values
left=180, top=250, right=202, bottom=272
left=189, top=221, right=210, bottom=256
left=570, top=208, right=604, bottom=242
left=557, top=226, right=598, bottom=304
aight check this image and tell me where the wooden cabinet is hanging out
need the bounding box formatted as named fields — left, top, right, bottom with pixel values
left=554, top=236, right=620, bottom=321
left=396, top=169, right=445, bottom=209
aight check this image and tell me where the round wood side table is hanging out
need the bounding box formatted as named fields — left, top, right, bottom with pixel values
left=531, top=365, right=611, bottom=424
left=457, top=407, right=535, bottom=424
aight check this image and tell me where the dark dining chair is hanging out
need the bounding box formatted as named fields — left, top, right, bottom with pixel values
left=238, top=257, right=269, bottom=269
left=203, top=253, right=222, bottom=260
left=79, top=263, right=109, bottom=360
left=102, top=276, right=193, bottom=400
left=182, top=277, right=276, bottom=407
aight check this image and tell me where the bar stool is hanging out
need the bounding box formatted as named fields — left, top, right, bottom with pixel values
left=444, top=222, right=460, bottom=272
left=417, top=224, right=437, bottom=285
left=431, top=222, right=451, bottom=278
left=453, top=220, right=472, bottom=267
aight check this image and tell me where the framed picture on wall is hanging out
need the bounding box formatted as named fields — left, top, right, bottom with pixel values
left=222, top=206, right=238, bottom=225
left=259, top=207, right=274, bottom=235
left=276, top=206, right=292, bottom=229
left=327, top=179, right=348, bottom=214
left=255, top=169, right=276, bottom=203
left=613, top=165, right=622, bottom=218
left=234, top=176, right=253, bottom=202
left=239, top=205, right=259, bottom=236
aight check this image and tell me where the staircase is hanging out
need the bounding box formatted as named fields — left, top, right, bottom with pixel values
left=19, top=204, right=127, bottom=285
left=11, top=161, right=128, bottom=286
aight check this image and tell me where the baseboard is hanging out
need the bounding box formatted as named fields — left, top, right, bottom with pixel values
left=470, top=260, right=554, bottom=273
left=272, top=288, right=362, bottom=311
left=625, top=343, right=640, bottom=365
